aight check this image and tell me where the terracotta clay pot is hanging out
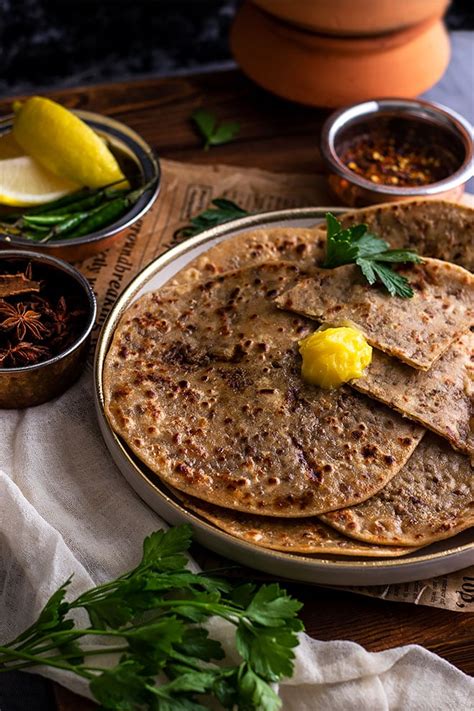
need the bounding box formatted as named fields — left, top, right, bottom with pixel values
left=230, top=3, right=450, bottom=108
left=252, top=0, right=450, bottom=36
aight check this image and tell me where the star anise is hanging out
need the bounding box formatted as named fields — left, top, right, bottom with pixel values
left=0, top=300, right=50, bottom=341
left=0, top=341, right=50, bottom=368
left=48, top=296, right=86, bottom=337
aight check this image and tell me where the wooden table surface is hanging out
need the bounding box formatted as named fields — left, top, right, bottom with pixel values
left=2, top=69, right=472, bottom=709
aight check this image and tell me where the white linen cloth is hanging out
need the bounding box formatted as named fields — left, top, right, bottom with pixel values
left=0, top=374, right=472, bottom=710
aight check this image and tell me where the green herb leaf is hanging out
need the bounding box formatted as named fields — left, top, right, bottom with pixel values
left=230, top=582, right=258, bottom=609
left=366, top=261, right=414, bottom=298
left=174, top=627, right=225, bottom=662
left=245, top=584, right=303, bottom=627
left=190, top=109, right=216, bottom=143
left=323, top=212, right=421, bottom=298
left=85, top=596, right=134, bottom=630
left=191, top=109, right=240, bottom=150
left=238, top=665, right=282, bottom=711
left=368, top=249, right=422, bottom=264
left=356, top=232, right=389, bottom=257
left=236, top=624, right=301, bottom=682
left=176, top=198, right=249, bottom=239
left=0, top=526, right=304, bottom=710
left=90, top=660, right=151, bottom=710
left=140, top=525, right=192, bottom=571
left=208, top=121, right=240, bottom=146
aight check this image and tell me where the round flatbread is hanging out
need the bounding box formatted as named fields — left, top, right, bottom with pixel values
left=104, top=261, right=423, bottom=517
left=321, top=433, right=474, bottom=547
left=175, top=489, right=420, bottom=558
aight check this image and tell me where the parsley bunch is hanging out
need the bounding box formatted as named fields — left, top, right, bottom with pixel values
left=323, top=213, right=422, bottom=298
left=0, top=526, right=303, bottom=710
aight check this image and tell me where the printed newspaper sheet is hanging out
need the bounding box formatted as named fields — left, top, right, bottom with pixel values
left=80, top=158, right=473, bottom=613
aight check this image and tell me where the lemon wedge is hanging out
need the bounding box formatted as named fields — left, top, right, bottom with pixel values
left=0, top=153, right=80, bottom=206
left=13, top=96, right=127, bottom=189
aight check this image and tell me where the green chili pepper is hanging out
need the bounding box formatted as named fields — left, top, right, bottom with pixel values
left=39, top=194, right=105, bottom=216
left=103, top=187, right=130, bottom=200
left=23, top=214, right=70, bottom=226
left=23, top=222, right=49, bottom=233
left=26, top=189, right=90, bottom=215
left=40, top=211, right=90, bottom=243
left=65, top=198, right=130, bottom=238
left=66, top=184, right=149, bottom=239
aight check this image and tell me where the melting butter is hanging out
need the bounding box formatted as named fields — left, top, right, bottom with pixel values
left=299, top=326, right=372, bottom=389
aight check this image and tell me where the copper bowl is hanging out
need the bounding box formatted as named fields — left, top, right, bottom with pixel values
left=0, top=111, right=160, bottom=262
left=0, top=250, right=96, bottom=408
left=321, top=98, right=474, bottom=206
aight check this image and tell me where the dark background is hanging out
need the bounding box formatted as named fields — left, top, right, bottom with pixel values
left=0, top=0, right=473, bottom=97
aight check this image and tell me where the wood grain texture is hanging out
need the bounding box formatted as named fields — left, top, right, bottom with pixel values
left=4, top=69, right=470, bottom=709
left=1, top=71, right=330, bottom=174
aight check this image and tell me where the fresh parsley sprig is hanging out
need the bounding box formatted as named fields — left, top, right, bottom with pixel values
left=0, top=525, right=303, bottom=710
left=323, top=212, right=422, bottom=298
left=177, top=198, right=249, bottom=239
left=192, top=109, right=240, bottom=150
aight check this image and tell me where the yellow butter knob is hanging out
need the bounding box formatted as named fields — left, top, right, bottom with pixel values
left=299, top=326, right=372, bottom=389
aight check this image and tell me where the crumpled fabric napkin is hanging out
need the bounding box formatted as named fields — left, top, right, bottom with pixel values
left=0, top=374, right=472, bottom=710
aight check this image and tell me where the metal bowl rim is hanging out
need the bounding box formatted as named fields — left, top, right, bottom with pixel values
left=0, top=110, right=161, bottom=249
left=0, top=249, right=97, bottom=372
left=321, top=97, right=474, bottom=196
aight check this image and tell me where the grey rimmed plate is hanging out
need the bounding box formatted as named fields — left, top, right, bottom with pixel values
left=94, top=208, right=474, bottom=586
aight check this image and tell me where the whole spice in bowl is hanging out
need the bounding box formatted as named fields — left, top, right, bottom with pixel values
left=321, top=99, right=473, bottom=206
left=0, top=250, right=96, bottom=407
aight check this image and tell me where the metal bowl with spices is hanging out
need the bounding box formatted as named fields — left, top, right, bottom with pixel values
left=321, top=98, right=473, bottom=207
left=0, top=111, right=160, bottom=262
left=0, top=250, right=96, bottom=408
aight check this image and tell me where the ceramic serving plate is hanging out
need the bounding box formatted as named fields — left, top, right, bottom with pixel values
left=94, top=208, right=474, bottom=586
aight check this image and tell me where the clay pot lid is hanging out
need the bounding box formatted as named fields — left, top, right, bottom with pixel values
left=251, top=3, right=445, bottom=54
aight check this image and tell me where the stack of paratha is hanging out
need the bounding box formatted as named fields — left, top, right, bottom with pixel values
left=104, top=199, right=474, bottom=559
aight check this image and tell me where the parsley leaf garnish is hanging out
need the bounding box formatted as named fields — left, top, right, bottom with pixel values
left=323, top=212, right=422, bottom=298
left=0, top=525, right=303, bottom=711
left=191, top=108, right=240, bottom=150
left=176, top=198, right=249, bottom=239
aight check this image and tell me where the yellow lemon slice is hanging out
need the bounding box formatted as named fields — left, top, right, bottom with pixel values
left=13, top=96, right=127, bottom=189
left=0, top=153, right=80, bottom=206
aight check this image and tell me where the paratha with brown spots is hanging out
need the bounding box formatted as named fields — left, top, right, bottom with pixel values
left=104, top=261, right=423, bottom=517
left=174, top=490, right=420, bottom=557
left=321, top=433, right=474, bottom=547
left=275, top=258, right=474, bottom=370
left=170, top=200, right=473, bottom=291
left=352, top=329, right=474, bottom=457
left=337, top=199, right=474, bottom=271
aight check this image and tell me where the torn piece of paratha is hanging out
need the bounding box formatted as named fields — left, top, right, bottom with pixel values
left=174, top=490, right=420, bottom=558
left=105, top=261, right=423, bottom=518
left=275, top=258, right=474, bottom=370
left=352, top=329, right=474, bottom=457
left=321, top=433, right=474, bottom=547
left=337, top=199, right=474, bottom=271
